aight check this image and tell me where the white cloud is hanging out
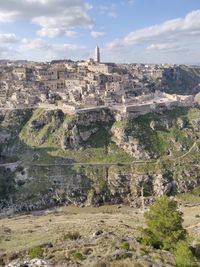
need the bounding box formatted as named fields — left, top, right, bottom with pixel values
left=0, top=11, right=19, bottom=23
left=37, top=28, right=78, bottom=38
left=146, top=43, right=177, bottom=51
left=0, top=33, right=19, bottom=59
left=0, top=33, right=18, bottom=43
left=0, top=0, right=93, bottom=37
left=18, top=38, right=88, bottom=61
left=20, top=38, right=51, bottom=51
left=104, top=10, right=200, bottom=63
left=99, top=4, right=117, bottom=19
left=65, top=31, right=78, bottom=38
left=123, top=10, right=200, bottom=45
left=0, top=46, right=19, bottom=59
left=91, top=31, right=105, bottom=38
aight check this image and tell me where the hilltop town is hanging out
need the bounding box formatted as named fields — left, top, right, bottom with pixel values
left=0, top=47, right=199, bottom=118
left=0, top=48, right=200, bottom=267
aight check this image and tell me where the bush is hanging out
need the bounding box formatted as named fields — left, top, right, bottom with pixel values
left=28, top=246, right=43, bottom=259
left=62, top=231, right=81, bottom=240
left=174, top=241, right=197, bottom=267
left=141, top=196, right=187, bottom=250
left=121, top=242, right=130, bottom=250
left=71, top=251, right=85, bottom=261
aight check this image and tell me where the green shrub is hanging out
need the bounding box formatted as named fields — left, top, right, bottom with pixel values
left=140, top=245, right=151, bottom=256
left=121, top=242, right=130, bottom=250
left=28, top=246, right=43, bottom=259
left=62, top=231, right=81, bottom=240
left=141, top=196, right=187, bottom=250
left=71, top=251, right=85, bottom=261
left=174, top=241, right=197, bottom=267
left=0, top=257, right=4, bottom=266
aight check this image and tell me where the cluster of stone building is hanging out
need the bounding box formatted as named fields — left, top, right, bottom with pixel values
left=0, top=47, right=195, bottom=115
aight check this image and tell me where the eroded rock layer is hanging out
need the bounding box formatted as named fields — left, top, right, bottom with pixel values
left=0, top=106, right=200, bottom=213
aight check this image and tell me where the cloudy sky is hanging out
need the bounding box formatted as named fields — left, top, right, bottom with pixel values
left=0, top=0, right=200, bottom=63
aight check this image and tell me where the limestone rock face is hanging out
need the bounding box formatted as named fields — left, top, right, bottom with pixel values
left=0, top=106, right=200, bottom=212
left=29, top=110, right=64, bottom=131
left=111, top=125, right=151, bottom=159
left=153, top=174, right=177, bottom=197
left=70, top=125, right=80, bottom=149
left=150, top=120, right=155, bottom=130
left=77, top=108, right=114, bottom=126
left=194, top=92, right=200, bottom=104
left=79, top=127, right=99, bottom=142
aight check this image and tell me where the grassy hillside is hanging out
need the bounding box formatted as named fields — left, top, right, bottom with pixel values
left=0, top=106, right=200, bottom=209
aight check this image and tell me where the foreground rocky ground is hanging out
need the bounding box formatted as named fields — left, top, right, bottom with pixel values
left=0, top=204, right=199, bottom=267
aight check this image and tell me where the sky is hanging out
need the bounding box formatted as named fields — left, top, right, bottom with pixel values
left=0, top=0, right=200, bottom=64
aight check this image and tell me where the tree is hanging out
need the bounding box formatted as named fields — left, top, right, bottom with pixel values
left=174, top=240, right=197, bottom=267
left=141, top=196, right=187, bottom=250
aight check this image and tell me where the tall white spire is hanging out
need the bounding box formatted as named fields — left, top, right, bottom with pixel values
left=95, top=46, right=100, bottom=63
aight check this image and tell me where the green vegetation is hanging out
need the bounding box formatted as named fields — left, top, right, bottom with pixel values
left=1, top=105, right=200, bottom=266
left=19, top=108, right=133, bottom=164
left=46, top=142, right=133, bottom=164
left=62, top=231, right=81, bottom=241
left=141, top=196, right=198, bottom=267
left=71, top=251, right=85, bottom=261
left=121, top=107, right=198, bottom=157
left=19, top=109, right=65, bottom=148
left=18, top=107, right=200, bottom=166
left=141, top=196, right=187, bottom=250
left=177, top=186, right=200, bottom=204
left=15, top=175, right=49, bottom=202
left=1, top=106, right=200, bottom=215
left=85, top=123, right=110, bottom=147
left=0, top=204, right=199, bottom=266
left=121, top=241, right=130, bottom=250
left=174, top=241, right=197, bottom=267
left=28, top=245, right=43, bottom=259
left=133, top=115, right=169, bottom=155
left=0, top=257, right=4, bottom=266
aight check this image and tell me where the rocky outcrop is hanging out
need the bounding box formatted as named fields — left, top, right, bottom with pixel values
left=29, top=110, right=64, bottom=131
left=153, top=174, right=177, bottom=197
left=0, top=106, right=200, bottom=212
left=79, top=127, right=99, bottom=142
left=6, top=259, right=49, bottom=267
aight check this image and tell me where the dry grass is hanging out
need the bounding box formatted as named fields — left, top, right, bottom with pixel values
left=181, top=205, right=200, bottom=243
left=0, top=205, right=144, bottom=254
left=0, top=204, right=199, bottom=266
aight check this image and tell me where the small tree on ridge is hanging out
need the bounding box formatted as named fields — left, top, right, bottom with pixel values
left=141, top=196, right=187, bottom=250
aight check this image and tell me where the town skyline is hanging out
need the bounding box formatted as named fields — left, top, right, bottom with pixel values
left=0, top=0, right=200, bottom=64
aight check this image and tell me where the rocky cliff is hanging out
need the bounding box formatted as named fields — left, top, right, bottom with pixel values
left=0, top=106, right=200, bottom=213
left=162, top=65, right=200, bottom=95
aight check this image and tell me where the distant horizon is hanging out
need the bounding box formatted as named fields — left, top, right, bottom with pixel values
left=1, top=58, right=200, bottom=67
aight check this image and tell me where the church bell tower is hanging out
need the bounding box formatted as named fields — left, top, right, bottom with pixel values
left=95, top=46, right=100, bottom=63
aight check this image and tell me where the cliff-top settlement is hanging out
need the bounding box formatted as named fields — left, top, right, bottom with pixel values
left=0, top=48, right=198, bottom=118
